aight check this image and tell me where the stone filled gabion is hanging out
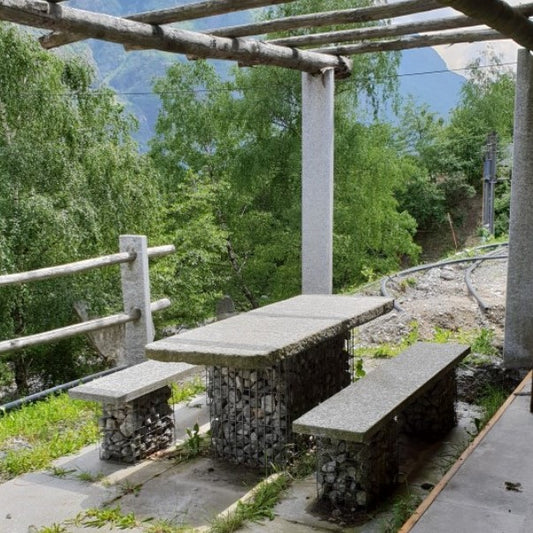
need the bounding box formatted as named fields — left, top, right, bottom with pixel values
left=316, top=421, right=399, bottom=509
left=399, top=370, right=457, bottom=440
left=99, top=386, right=174, bottom=463
left=208, top=333, right=351, bottom=467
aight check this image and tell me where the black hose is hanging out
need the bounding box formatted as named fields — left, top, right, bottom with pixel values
left=0, top=364, right=127, bottom=414
left=380, top=244, right=509, bottom=313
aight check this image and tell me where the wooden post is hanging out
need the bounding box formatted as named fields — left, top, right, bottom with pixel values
left=301, top=69, right=334, bottom=294
left=504, top=50, right=533, bottom=371
left=119, top=235, right=154, bottom=366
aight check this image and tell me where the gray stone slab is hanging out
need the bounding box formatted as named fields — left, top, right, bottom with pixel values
left=146, top=295, right=393, bottom=369
left=68, top=360, right=196, bottom=404
left=292, top=342, right=470, bottom=442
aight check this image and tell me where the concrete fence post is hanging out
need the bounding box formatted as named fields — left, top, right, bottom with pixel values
left=301, top=68, right=334, bottom=294
left=504, top=49, right=533, bottom=370
left=119, top=234, right=154, bottom=366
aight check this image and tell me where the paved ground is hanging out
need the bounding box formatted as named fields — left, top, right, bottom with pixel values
left=2, top=371, right=532, bottom=532
left=403, top=372, right=533, bottom=533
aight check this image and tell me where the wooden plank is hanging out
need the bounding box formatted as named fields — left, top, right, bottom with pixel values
left=0, top=0, right=352, bottom=76
left=0, top=299, right=169, bottom=356
left=41, top=0, right=296, bottom=49
left=203, top=0, right=441, bottom=38
left=436, top=0, right=533, bottom=50
left=314, top=28, right=509, bottom=56
left=267, top=3, right=533, bottom=48
left=0, top=245, right=173, bottom=287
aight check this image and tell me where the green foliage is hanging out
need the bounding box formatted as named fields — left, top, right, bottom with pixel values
left=184, top=422, right=203, bottom=458
left=70, top=506, right=140, bottom=530
left=151, top=52, right=418, bottom=317
left=209, top=473, right=290, bottom=533
left=380, top=492, right=422, bottom=533
left=432, top=327, right=498, bottom=357
left=395, top=58, right=514, bottom=240
left=0, top=24, right=163, bottom=395
left=476, top=385, right=508, bottom=428
left=0, top=393, right=100, bottom=479
left=169, top=377, right=206, bottom=405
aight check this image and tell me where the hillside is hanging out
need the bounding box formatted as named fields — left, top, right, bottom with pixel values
left=65, top=1, right=465, bottom=149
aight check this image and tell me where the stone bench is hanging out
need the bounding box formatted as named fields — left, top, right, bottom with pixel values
left=69, top=360, right=197, bottom=463
left=292, top=342, right=470, bottom=510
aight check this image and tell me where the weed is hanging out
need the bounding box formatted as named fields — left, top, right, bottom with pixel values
left=118, top=479, right=143, bottom=496
left=76, top=470, right=106, bottom=482
left=49, top=466, right=75, bottom=478
left=209, top=473, right=289, bottom=533
left=69, top=506, right=140, bottom=529
left=471, top=328, right=498, bottom=356
left=185, top=423, right=203, bottom=457
left=169, top=377, right=205, bottom=405
left=35, top=524, right=67, bottom=533
left=380, top=492, right=422, bottom=533
left=353, top=357, right=366, bottom=380
left=477, top=384, right=508, bottom=428
left=144, top=519, right=193, bottom=532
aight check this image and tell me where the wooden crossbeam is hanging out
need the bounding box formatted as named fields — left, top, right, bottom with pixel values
left=0, top=0, right=352, bottom=76
left=41, top=0, right=297, bottom=49
left=267, top=3, right=533, bottom=49
left=205, top=0, right=442, bottom=38
left=436, top=0, right=533, bottom=50
left=314, top=28, right=509, bottom=56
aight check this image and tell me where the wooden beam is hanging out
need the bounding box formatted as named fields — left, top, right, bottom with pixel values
left=267, top=3, right=533, bottom=49
left=205, top=0, right=442, bottom=38
left=0, top=0, right=352, bottom=76
left=313, top=28, right=509, bottom=56
left=436, top=0, right=533, bottom=50
left=41, top=0, right=297, bottom=49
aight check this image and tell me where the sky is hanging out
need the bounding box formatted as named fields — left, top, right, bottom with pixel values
left=390, top=0, right=523, bottom=73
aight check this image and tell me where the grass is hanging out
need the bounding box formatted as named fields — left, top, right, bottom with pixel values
left=380, top=493, right=422, bottom=533
left=209, top=472, right=290, bottom=533
left=0, top=393, right=100, bottom=480
left=169, top=377, right=205, bottom=405
left=476, top=384, right=509, bottom=429
left=68, top=506, right=141, bottom=529
left=0, top=377, right=207, bottom=481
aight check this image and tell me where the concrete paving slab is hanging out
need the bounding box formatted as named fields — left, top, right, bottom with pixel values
left=406, top=375, right=533, bottom=533
left=0, top=395, right=211, bottom=533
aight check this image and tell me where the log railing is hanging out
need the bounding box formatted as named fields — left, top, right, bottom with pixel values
left=0, top=235, right=174, bottom=367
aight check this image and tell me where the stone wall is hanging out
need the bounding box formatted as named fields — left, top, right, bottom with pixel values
left=399, top=370, right=457, bottom=440
left=316, top=421, right=399, bottom=509
left=99, top=386, right=174, bottom=462
left=208, top=333, right=351, bottom=467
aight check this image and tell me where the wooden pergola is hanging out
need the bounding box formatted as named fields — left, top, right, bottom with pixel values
left=0, top=0, right=532, bottom=369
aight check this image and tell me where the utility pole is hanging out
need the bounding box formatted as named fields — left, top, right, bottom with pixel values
left=482, top=132, right=498, bottom=235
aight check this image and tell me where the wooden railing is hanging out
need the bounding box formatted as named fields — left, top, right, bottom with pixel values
left=0, top=235, right=174, bottom=367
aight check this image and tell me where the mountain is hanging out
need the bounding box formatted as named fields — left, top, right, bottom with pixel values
left=398, top=47, right=465, bottom=118
left=66, top=2, right=465, bottom=149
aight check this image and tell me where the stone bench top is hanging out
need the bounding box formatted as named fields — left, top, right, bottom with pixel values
left=68, top=360, right=197, bottom=405
left=145, top=295, right=393, bottom=369
left=292, top=342, right=470, bottom=443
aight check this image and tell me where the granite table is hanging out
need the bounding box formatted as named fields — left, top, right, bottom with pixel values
left=146, top=294, right=393, bottom=467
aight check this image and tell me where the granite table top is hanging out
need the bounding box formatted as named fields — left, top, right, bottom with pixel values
left=146, top=294, right=393, bottom=369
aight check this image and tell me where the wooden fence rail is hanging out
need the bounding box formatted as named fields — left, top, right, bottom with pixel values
left=0, top=235, right=175, bottom=366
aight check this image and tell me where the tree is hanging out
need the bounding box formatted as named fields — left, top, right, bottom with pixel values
left=150, top=46, right=418, bottom=314
left=0, top=24, right=162, bottom=395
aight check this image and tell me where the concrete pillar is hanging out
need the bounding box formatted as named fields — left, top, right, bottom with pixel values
left=120, top=235, right=154, bottom=366
left=301, top=68, right=334, bottom=294
left=504, top=49, right=533, bottom=369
